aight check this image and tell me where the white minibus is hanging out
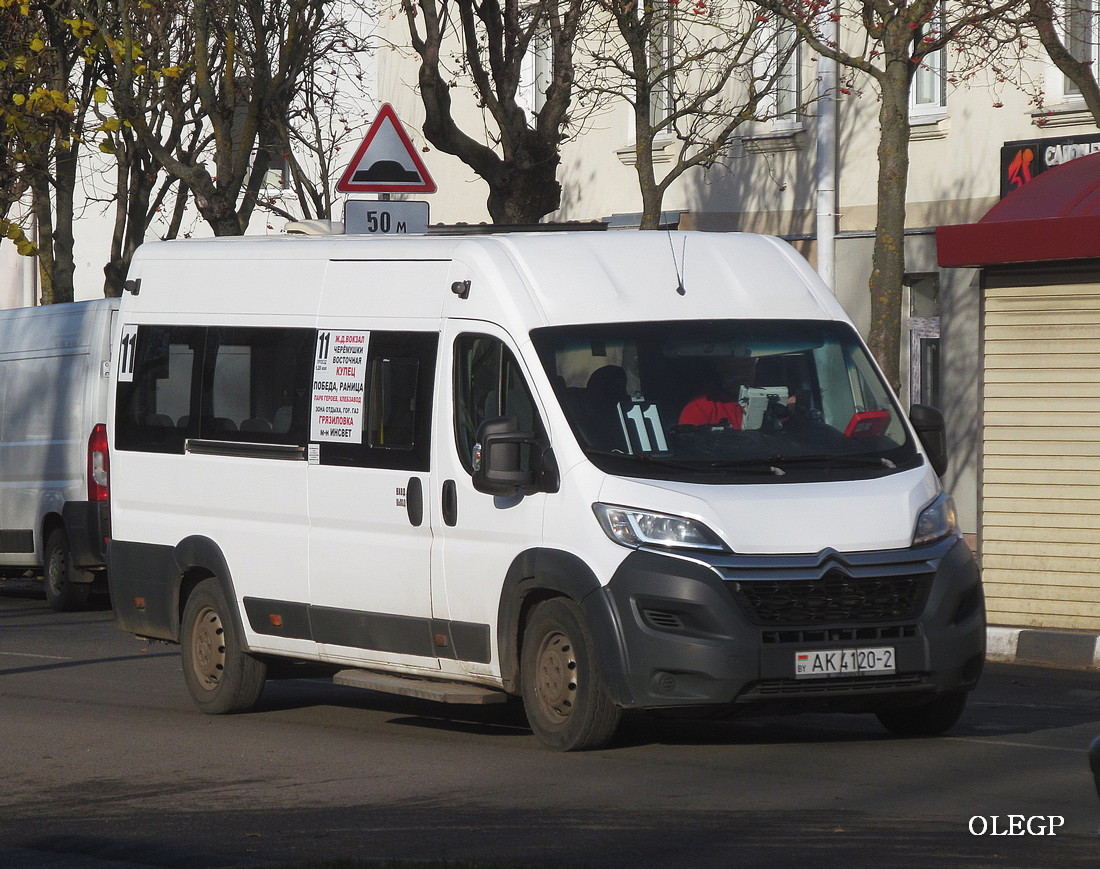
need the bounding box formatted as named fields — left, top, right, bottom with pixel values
left=106, top=232, right=983, bottom=750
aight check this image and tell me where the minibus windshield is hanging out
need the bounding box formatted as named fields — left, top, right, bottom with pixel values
left=531, top=320, right=921, bottom=483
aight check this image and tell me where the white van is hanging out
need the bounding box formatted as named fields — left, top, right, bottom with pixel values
left=0, top=299, right=117, bottom=610
left=106, top=232, right=984, bottom=750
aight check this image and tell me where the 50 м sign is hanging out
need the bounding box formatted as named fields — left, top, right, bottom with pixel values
left=344, top=200, right=428, bottom=235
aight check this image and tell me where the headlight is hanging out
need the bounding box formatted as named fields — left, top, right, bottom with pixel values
left=913, top=493, right=959, bottom=546
left=593, top=503, right=728, bottom=552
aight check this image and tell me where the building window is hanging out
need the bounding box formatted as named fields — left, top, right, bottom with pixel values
left=1066, top=0, right=1097, bottom=96
left=519, top=12, right=552, bottom=117
left=250, top=148, right=290, bottom=191
left=757, top=21, right=801, bottom=128
left=910, top=10, right=947, bottom=119
left=647, top=5, right=675, bottom=127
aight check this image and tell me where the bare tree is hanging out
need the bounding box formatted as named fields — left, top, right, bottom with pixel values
left=400, top=0, right=588, bottom=224
left=94, top=0, right=339, bottom=237
left=750, top=0, right=1023, bottom=389
left=87, top=1, right=203, bottom=294
left=589, top=0, right=800, bottom=229
left=251, top=7, right=374, bottom=226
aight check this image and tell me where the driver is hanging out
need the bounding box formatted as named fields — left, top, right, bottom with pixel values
left=679, top=355, right=757, bottom=427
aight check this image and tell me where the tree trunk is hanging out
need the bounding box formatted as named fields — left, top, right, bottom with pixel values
left=192, top=178, right=246, bottom=236
left=30, top=178, right=56, bottom=305
left=868, top=61, right=911, bottom=393
left=51, top=140, right=79, bottom=304
left=484, top=138, right=562, bottom=224
left=636, top=135, right=664, bottom=230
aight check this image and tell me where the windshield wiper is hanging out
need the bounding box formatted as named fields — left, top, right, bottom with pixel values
left=701, top=457, right=789, bottom=475
left=706, top=454, right=896, bottom=473
left=773, top=454, right=897, bottom=469
left=585, top=450, right=786, bottom=475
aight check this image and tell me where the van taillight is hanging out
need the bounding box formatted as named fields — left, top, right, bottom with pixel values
left=89, top=424, right=109, bottom=502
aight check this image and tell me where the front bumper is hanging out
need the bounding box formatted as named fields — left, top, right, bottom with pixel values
left=600, top=536, right=985, bottom=712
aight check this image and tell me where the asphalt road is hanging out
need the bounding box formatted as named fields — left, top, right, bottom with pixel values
left=2, top=576, right=1099, bottom=869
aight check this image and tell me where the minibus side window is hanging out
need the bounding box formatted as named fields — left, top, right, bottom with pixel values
left=366, top=356, right=420, bottom=449
left=453, top=334, right=540, bottom=474
left=319, top=331, right=437, bottom=471
left=203, top=327, right=314, bottom=446
left=115, top=325, right=203, bottom=453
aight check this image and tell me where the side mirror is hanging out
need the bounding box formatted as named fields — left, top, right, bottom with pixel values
left=909, top=403, right=948, bottom=477
left=472, top=416, right=539, bottom=496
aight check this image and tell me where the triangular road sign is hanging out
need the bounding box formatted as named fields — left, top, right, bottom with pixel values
left=336, top=104, right=437, bottom=194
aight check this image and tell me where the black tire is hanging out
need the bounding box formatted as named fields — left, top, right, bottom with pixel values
left=876, top=691, right=968, bottom=737
left=43, top=528, right=91, bottom=612
left=180, top=578, right=267, bottom=714
left=521, top=597, right=621, bottom=751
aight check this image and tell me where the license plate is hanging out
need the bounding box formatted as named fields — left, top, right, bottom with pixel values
left=794, top=647, right=895, bottom=679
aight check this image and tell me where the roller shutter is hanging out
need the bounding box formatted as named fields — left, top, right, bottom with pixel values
left=983, top=282, right=1100, bottom=630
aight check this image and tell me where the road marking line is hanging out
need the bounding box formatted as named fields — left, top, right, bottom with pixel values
left=946, top=737, right=1086, bottom=754
left=0, top=652, right=71, bottom=661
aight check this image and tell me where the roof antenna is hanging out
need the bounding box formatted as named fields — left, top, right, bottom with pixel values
left=669, top=232, right=687, bottom=295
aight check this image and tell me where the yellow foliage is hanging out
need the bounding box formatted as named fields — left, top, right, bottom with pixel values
left=29, top=37, right=45, bottom=53
left=64, top=18, right=96, bottom=38
left=1, top=220, right=37, bottom=258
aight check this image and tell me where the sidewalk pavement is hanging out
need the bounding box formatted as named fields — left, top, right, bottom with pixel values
left=987, top=625, right=1100, bottom=670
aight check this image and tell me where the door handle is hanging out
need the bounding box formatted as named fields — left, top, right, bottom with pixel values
left=442, top=479, right=458, bottom=527
left=406, top=477, right=424, bottom=527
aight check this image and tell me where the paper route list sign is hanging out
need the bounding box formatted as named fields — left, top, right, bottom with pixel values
left=311, top=330, right=369, bottom=443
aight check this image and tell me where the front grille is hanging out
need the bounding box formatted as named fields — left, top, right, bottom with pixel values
left=762, top=624, right=918, bottom=645
left=731, top=572, right=932, bottom=626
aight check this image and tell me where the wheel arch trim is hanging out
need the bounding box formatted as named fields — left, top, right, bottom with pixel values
left=172, top=535, right=251, bottom=651
left=497, top=548, right=632, bottom=704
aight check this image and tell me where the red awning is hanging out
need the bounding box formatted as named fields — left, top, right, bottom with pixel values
left=936, top=151, right=1100, bottom=268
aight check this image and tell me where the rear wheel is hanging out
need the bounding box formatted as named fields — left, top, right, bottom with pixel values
left=43, top=528, right=91, bottom=612
left=521, top=598, right=621, bottom=751
left=180, top=578, right=266, bottom=714
left=876, top=691, right=968, bottom=736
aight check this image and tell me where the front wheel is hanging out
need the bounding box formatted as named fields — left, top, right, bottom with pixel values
left=876, top=691, right=968, bottom=737
left=43, top=528, right=91, bottom=612
left=180, top=578, right=267, bottom=714
left=521, top=598, right=621, bottom=751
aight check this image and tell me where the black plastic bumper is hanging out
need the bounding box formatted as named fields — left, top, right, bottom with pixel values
left=600, top=536, right=985, bottom=712
left=61, top=500, right=110, bottom=568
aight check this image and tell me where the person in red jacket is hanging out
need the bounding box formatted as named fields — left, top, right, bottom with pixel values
left=679, top=355, right=757, bottom=428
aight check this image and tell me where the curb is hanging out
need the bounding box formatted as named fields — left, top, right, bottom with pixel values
left=987, top=626, right=1100, bottom=670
